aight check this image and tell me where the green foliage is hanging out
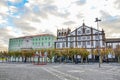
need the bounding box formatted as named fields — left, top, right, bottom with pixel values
left=80, top=48, right=89, bottom=58
left=114, top=48, right=120, bottom=56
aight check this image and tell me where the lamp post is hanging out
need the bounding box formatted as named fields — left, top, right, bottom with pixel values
left=95, top=18, right=101, bottom=68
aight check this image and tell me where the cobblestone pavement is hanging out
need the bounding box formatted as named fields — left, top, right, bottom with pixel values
left=0, top=63, right=120, bottom=80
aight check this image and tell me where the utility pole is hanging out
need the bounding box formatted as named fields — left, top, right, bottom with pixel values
left=95, top=18, right=101, bottom=68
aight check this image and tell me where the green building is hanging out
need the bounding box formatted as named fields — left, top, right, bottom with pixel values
left=9, top=34, right=56, bottom=51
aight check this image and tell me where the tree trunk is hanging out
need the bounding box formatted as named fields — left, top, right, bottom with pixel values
left=81, top=57, right=83, bottom=64
left=30, top=57, right=32, bottom=62
left=22, top=57, right=24, bottom=62
left=15, top=57, right=16, bottom=62
left=38, top=56, right=40, bottom=64
left=71, top=55, right=74, bottom=63
left=85, top=57, right=88, bottom=63
left=60, top=57, right=62, bottom=63
left=2, top=57, right=3, bottom=62
left=18, top=57, right=20, bottom=62
left=5, top=57, right=7, bottom=62
left=100, top=55, right=102, bottom=64
left=118, top=56, right=120, bottom=63
left=75, top=55, right=78, bottom=64
left=24, top=57, right=27, bottom=63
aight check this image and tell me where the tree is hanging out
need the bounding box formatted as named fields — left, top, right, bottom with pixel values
left=114, top=47, right=120, bottom=63
left=22, top=50, right=30, bottom=63
left=55, top=49, right=63, bottom=63
left=0, top=51, right=4, bottom=62
left=8, top=51, right=14, bottom=62
left=79, top=48, right=89, bottom=63
left=62, top=48, right=69, bottom=63
left=47, top=49, right=52, bottom=63
left=47, top=49, right=56, bottom=63
left=40, top=49, right=45, bottom=64
left=28, top=50, right=34, bottom=62
left=14, top=51, right=22, bottom=62
left=69, top=48, right=76, bottom=63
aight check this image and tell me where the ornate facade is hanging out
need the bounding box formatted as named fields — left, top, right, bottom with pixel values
left=55, top=23, right=105, bottom=52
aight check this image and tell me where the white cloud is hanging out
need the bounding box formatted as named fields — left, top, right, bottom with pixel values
left=0, top=0, right=120, bottom=51
left=8, top=0, right=22, bottom=3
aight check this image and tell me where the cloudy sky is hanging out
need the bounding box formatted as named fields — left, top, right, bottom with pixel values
left=0, top=0, right=120, bottom=51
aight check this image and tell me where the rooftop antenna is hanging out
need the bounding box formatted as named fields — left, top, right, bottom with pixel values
left=82, top=19, right=85, bottom=26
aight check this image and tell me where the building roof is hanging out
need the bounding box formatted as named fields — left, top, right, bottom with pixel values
left=10, top=34, right=56, bottom=39
left=106, top=38, right=120, bottom=43
left=68, top=23, right=103, bottom=35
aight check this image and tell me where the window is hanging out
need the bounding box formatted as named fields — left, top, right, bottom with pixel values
left=95, top=32, right=98, bottom=34
left=78, top=31, right=81, bottom=34
left=49, top=37, right=50, bottom=40
left=78, top=42, right=81, bottom=45
left=45, top=37, right=47, bottom=40
left=48, top=42, right=50, bottom=46
left=57, top=43, right=60, bottom=48
left=96, top=41, right=98, bottom=47
left=82, top=36, right=86, bottom=40
left=58, top=32, right=60, bottom=36
left=95, top=35, right=99, bottom=40
left=82, top=42, right=86, bottom=46
left=70, top=42, right=73, bottom=48
left=78, top=37, right=81, bottom=40
left=87, top=41, right=90, bottom=45
left=42, top=42, right=44, bottom=46
left=62, top=43, right=65, bottom=48
left=87, top=30, right=90, bottom=33
left=70, top=37, right=74, bottom=41
left=26, top=40, right=29, bottom=42
left=87, top=36, right=90, bottom=39
left=102, top=41, right=104, bottom=45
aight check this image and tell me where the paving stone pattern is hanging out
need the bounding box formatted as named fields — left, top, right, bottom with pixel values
left=0, top=63, right=120, bottom=80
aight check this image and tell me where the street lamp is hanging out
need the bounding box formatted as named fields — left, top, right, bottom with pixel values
left=95, top=18, right=101, bottom=68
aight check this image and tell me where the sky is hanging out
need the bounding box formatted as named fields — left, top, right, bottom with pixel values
left=0, top=0, right=120, bottom=51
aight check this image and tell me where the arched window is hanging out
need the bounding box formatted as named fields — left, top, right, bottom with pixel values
left=64, top=32, right=66, bottom=35
left=58, top=32, right=61, bottom=36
